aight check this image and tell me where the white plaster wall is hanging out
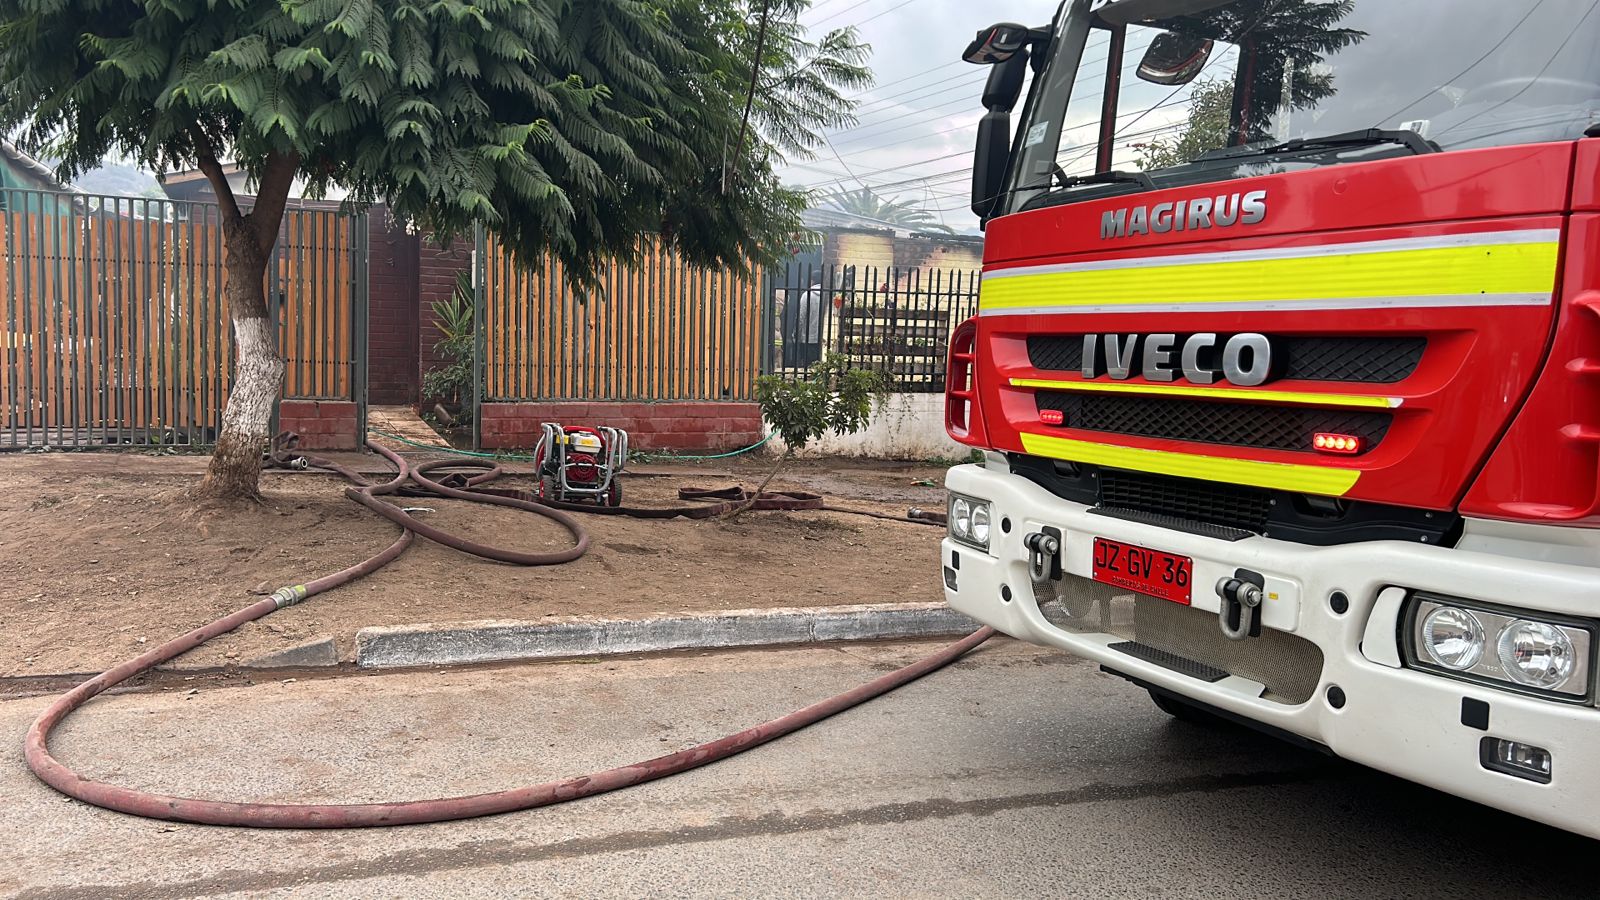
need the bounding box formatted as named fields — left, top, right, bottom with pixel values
left=764, top=392, right=970, bottom=460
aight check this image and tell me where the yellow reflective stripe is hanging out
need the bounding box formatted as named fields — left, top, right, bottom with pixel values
left=981, top=241, right=1558, bottom=312
left=1009, top=377, right=1400, bottom=409
left=1018, top=432, right=1360, bottom=496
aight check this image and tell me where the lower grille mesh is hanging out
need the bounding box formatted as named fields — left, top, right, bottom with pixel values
left=1035, top=391, right=1391, bottom=453
left=1099, top=470, right=1272, bottom=533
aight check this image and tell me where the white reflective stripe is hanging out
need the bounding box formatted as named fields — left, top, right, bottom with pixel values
left=978, top=292, right=1554, bottom=316
left=981, top=228, right=1562, bottom=282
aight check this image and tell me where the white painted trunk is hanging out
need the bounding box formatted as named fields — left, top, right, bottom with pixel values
left=199, top=316, right=285, bottom=497
left=221, top=316, right=282, bottom=443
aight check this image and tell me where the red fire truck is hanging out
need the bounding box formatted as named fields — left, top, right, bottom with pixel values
left=942, top=0, right=1600, bottom=836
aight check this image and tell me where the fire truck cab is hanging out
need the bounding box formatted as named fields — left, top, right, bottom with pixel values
left=943, top=0, right=1600, bottom=837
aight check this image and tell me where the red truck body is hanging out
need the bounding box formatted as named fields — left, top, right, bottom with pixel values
left=950, top=141, right=1600, bottom=521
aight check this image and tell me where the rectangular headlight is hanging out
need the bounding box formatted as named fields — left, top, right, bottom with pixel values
left=947, top=492, right=991, bottom=551
left=1403, top=593, right=1595, bottom=703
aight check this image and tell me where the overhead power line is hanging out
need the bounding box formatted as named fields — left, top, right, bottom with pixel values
left=845, top=60, right=965, bottom=100
left=852, top=0, right=917, bottom=27
left=809, top=0, right=877, bottom=26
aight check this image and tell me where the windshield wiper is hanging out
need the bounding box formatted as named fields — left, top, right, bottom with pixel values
left=1048, top=169, right=1157, bottom=192
left=1017, top=168, right=1157, bottom=213
left=1192, top=128, right=1440, bottom=164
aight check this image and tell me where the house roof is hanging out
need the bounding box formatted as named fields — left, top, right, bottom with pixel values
left=0, top=139, right=77, bottom=192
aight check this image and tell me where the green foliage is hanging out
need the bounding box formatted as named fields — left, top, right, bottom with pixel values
left=0, top=0, right=871, bottom=287
left=730, top=0, right=872, bottom=160
left=421, top=271, right=474, bottom=416
left=1135, top=78, right=1234, bottom=171
left=821, top=186, right=953, bottom=233
left=1151, top=1, right=1364, bottom=151
left=755, top=353, right=888, bottom=451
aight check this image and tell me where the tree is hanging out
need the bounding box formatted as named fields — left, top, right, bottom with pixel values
left=1135, top=78, right=1234, bottom=170
left=822, top=186, right=954, bottom=234
left=1139, top=0, right=1365, bottom=164
left=0, top=0, right=868, bottom=498
left=735, top=353, right=886, bottom=519
left=732, top=1, right=871, bottom=160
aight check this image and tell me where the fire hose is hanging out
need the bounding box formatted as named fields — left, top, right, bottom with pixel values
left=23, top=438, right=994, bottom=828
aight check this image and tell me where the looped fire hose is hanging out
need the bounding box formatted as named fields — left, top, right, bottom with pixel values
left=23, top=438, right=994, bottom=828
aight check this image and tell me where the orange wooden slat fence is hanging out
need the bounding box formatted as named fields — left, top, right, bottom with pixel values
left=1, top=190, right=364, bottom=448
left=480, top=235, right=763, bottom=402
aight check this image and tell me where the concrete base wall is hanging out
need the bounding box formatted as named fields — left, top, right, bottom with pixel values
left=766, top=392, right=967, bottom=460
left=279, top=400, right=361, bottom=450
left=480, top=401, right=763, bottom=452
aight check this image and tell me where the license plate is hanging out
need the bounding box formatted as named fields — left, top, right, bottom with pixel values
left=1092, top=537, right=1193, bottom=605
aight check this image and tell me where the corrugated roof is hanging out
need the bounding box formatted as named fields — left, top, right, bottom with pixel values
left=0, top=139, right=76, bottom=191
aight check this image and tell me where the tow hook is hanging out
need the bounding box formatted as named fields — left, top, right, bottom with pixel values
left=1025, top=527, right=1063, bottom=583
left=1216, top=569, right=1266, bottom=641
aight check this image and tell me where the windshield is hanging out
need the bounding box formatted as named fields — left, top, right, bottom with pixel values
left=1004, top=0, right=1600, bottom=214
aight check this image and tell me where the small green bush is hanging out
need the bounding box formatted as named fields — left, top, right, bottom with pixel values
left=421, top=272, right=475, bottom=424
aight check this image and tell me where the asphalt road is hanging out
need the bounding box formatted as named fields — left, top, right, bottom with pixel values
left=1, top=638, right=1594, bottom=899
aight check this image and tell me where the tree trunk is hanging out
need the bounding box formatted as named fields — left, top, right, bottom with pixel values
left=724, top=448, right=791, bottom=522
left=192, top=147, right=300, bottom=500
left=196, top=228, right=283, bottom=499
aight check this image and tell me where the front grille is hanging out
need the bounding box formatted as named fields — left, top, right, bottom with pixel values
left=1035, top=392, right=1391, bottom=453
left=1026, top=335, right=1425, bottom=383
left=1099, top=470, right=1272, bottom=533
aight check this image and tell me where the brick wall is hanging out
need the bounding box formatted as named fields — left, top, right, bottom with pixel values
left=480, top=401, right=763, bottom=452
left=366, top=209, right=420, bottom=405
left=823, top=228, right=983, bottom=272
left=279, top=400, right=361, bottom=450
left=418, top=235, right=474, bottom=396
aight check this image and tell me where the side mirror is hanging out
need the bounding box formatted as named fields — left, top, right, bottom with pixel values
left=1136, top=31, right=1213, bottom=85
left=963, top=22, right=1031, bottom=65
left=971, top=53, right=1029, bottom=220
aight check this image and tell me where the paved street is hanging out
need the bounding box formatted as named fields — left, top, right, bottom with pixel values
left=2, top=638, right=1593, bottom=899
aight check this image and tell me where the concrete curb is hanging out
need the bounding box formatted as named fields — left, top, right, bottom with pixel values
left=354, top=603, right=979, bottom=670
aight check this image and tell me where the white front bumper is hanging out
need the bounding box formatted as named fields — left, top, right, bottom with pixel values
left=943, top=462, right=1600, bottom=839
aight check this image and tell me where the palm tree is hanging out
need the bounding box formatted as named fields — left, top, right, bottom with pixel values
left=821, top=187, right=954, bottom=234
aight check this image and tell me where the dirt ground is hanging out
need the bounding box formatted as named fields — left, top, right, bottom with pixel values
left=0, top=450, right=955, bottom=676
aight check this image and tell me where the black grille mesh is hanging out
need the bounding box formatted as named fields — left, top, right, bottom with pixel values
left=1026, top=335, right=1424, bottom=383
left=1035, top=392, right=1391, bottom=453
left=1027, top=335, right=1087, bottom=372
left=1281, top=337, right=1426, bottom=383
left=1099, top=470, right=1272, bottom=532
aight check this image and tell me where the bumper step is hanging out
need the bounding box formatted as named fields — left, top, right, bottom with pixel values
left=1108, top=640, right=1229, bottom=682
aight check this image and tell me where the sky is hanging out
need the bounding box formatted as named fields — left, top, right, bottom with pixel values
left=780, top=0, right=1211, bottom=235
left=777, top=0, right=1046, bottom=234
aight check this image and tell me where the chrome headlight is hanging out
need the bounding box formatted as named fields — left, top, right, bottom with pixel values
left=1497, top=620, right=1577, bottom=690
left=948, top=493, right=990, bottom=551
left=1405, top=594, right=1594, bottom=702
left=1420, top=606, right=1484, bottom=671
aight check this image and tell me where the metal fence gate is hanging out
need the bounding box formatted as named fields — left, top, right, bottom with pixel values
left=764, top=260, right=981, bottom=391
left=0, top=189, right=367, bottom=448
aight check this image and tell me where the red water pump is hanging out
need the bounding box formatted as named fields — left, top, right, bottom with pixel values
left=531, top=423, right=628, bottom=506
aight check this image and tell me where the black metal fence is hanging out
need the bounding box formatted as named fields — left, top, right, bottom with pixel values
left=763, top=261, right=980, bottom=392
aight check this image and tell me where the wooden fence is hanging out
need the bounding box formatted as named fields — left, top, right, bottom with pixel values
left=0, top=190, right=366, bottom=448
left=479, top=233, right=763, bottom=402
